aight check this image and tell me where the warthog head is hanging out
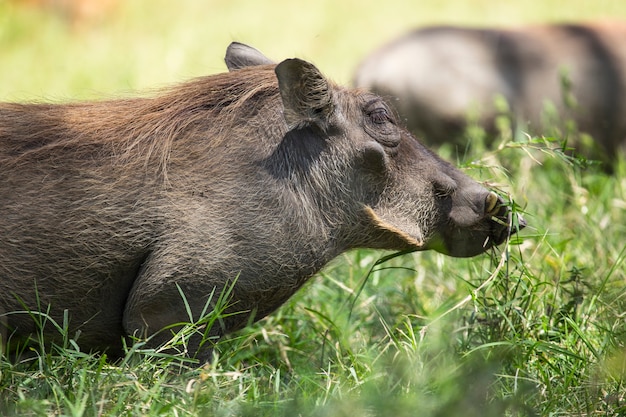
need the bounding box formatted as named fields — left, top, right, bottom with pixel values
left=226, top=42, right=524, bottom=258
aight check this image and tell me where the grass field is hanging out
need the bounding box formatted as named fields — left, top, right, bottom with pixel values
left=1, top=1, right=625, bottom=416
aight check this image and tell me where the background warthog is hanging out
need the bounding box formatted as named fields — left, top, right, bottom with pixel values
left=354, top=22, right=626, bottom=164
left=0, top=43, right=522, bottom=362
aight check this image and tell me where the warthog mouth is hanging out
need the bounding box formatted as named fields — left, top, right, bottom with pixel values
left=487, top=192, right=526, bottom=247
left=469, top=193, right=526, bottom=259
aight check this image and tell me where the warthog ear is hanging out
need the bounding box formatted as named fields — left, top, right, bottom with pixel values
left=225, top=42, right=274, bottom=71
left=275, top=58, right=334, bottom=130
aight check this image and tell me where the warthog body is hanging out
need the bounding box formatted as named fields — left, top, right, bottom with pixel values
left=354, top=22, right=626, bottom=161
left=0, top=43, right=521, bottom=361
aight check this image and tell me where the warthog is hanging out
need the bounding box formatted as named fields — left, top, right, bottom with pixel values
left=354, top=22, right=626, bottom=163
left=0, top=43, right=523, bottom=362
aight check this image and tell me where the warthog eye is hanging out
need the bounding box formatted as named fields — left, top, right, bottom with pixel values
left=364, top=98, right=400, bottom=148
left=369, top=107, right=392, bottom=125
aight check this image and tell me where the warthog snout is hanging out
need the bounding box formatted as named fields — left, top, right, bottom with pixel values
left=430, top=182, right=525, bottom=258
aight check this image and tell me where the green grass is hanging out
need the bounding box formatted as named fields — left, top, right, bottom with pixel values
left=1, top=1, right=626, bottom=416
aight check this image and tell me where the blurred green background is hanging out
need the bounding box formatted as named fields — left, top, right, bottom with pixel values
left=2, top=0, right=626, bottom=101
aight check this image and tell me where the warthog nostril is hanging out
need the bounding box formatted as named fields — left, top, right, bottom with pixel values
left=485, top=191, right=500, bottom=215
